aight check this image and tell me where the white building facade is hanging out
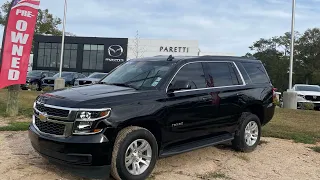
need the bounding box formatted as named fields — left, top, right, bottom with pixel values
left=127, top=38, right=199, bottom=60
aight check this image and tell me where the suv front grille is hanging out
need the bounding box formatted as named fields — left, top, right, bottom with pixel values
left=305, top=95, right=320, bottom=101
left=34, top=116, right=65, bottom=135
left=35, top=103, right=69, bottom=117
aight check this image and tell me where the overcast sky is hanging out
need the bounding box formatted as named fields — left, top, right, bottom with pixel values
left=1, top=0, right=320, bottom=56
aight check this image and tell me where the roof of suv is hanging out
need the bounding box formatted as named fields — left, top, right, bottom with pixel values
left=130, top=55, right=261, bottom=63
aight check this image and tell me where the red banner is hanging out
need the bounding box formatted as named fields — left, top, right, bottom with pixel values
left=0, top=0, right=40, bottom=89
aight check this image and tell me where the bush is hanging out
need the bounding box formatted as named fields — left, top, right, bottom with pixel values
left=300, top=102, right=315, bottom=110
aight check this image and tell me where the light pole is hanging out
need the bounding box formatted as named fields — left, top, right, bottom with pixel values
left=283, top=0, right=297, bottom=110
left=288, top=0, right=296, bottom=90
left=54, top=0, right=67, bottom=90
left=59, top=0, right=67, bottom=78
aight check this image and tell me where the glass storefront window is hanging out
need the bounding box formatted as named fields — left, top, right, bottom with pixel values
left=82, top=44, right=104, bottom=70
left=37, top=43, right=78, bottom=69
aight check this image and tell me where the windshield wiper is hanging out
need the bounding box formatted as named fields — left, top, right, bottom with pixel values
left=107, top=83, right=138, bottom=90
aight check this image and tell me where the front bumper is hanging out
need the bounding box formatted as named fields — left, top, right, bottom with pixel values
left=28, top=124, right=113, bottom=178
left=297, top=100, right=320, bottom=110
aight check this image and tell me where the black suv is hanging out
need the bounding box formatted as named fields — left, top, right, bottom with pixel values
left=29, top=56, right=275, bottom=180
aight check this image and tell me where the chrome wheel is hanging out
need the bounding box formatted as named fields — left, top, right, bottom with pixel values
left=125, top=139, right=152, bottom=175
left=244, top=121, right=259, bottom=146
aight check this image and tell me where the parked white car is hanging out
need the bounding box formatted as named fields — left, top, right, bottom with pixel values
left=292, top=84, right=320, bottom=110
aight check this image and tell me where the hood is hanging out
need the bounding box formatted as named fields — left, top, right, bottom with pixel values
left=40, top=84, right=141, bottom=108
left=76, top=78, right=100, bottom=82
left=296, top=91, right=320, bottom=96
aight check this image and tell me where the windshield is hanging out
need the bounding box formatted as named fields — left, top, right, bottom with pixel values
left=53, top=72, right=74, bottom=78
left=100, top=61, right=174, bottom=90
left=27, top=71, right=42, bottom=77
left=296, top=85, right=320, bottom=92
left=89, top=73, right=107, bottom=79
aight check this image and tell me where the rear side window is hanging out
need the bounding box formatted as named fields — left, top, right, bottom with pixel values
left=170, top=62, right=206, bottom=89
left=202, top=62, right=240, bottom=87
left=241, top=62, right=270, bottom=84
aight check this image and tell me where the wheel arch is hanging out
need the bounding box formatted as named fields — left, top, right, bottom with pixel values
left=116, top=119, right=163, bottom=152
left=244, top=103, right=265, bottom=125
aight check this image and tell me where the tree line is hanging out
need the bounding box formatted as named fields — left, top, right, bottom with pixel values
left=244, top=28, right=320, bottom=92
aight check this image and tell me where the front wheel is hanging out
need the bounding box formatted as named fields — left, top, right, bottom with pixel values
left=232, top=112, right=261, bottom=152
left=111, top=126, right=158, bottom=180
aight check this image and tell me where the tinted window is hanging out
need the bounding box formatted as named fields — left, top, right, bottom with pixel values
left=242, top=62, right=270, bottom=84
left=170, top=62, right=206, bottom=89
left=203, top=62, right=239, bottom=87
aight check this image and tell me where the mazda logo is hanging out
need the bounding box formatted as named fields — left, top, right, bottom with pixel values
left=108, top=45, right=123, bottom=57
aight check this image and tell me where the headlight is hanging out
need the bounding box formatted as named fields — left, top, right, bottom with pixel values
left=73, top=109, right=111, bottom=135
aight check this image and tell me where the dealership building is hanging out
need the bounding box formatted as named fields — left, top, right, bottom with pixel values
left=31, top=35, right=233, bottom=75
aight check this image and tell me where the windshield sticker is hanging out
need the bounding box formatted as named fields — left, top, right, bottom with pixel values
left=151, top=77, right=162, bottom=86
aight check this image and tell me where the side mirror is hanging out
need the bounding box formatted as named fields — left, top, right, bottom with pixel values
left=168, top=80, right=192, bottom=92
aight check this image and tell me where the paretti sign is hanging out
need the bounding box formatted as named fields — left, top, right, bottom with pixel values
left=0, top=0, right=40, bottom=89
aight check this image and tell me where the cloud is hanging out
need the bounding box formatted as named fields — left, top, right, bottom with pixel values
left=1, top=0, right=320, bottom=55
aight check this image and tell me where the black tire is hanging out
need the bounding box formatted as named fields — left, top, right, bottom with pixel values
left=111, top=126, right=158, bottom=180
left=232, top=112, right=261, bottom=152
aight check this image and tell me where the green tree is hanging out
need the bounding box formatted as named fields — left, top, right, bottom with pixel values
left=246, top=28, right=320, bottom=91
left=295, top=28, right=320, bottom=84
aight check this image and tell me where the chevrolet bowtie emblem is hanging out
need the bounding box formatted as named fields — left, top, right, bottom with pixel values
left=39, top=112, right=48, bottom=122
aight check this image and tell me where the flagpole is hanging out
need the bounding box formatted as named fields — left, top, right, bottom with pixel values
left=59, top=0, right=67, bottom=78
left=288, top=0, right=296, bottom=89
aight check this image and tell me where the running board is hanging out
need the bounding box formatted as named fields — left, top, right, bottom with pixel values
left=159, top=134, right=234, bottom=158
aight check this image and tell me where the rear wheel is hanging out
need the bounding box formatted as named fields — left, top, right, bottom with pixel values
left=232, top=112, right=261, bottom=152
left=111, top=126, right=158, bottom=180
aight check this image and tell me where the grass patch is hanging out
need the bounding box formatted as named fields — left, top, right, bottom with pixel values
left=197, top=172, right=231, bottom=179
left=309, top=146, right=320, bottom=153
left=262, top=108, right=320, bottom=144
left=0, top=122, right=30, bottom=131
left=236, top=154, right=250, bottom=162
left=0, top=89, right=41, bottom=117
